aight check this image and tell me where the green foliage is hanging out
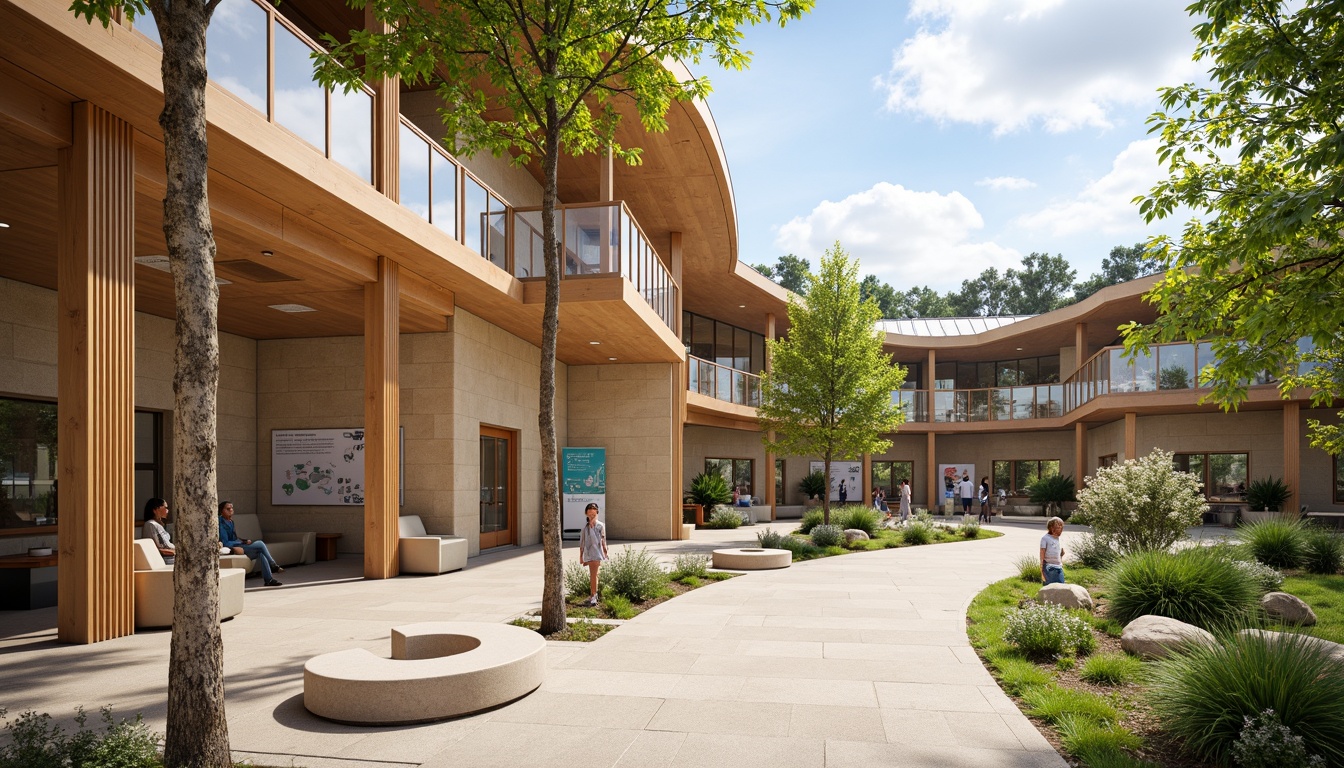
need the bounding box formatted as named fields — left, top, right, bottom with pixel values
left=1028, top=473, right=1076, bottom=517
left=1148, top=630, right=1344, bottom=766
left=831, top=505, right=881, bottom=537
left=901, top=520, right=934, bottom=546
left=1246, top=477, right=1293, bottom=512
left=753, top=253, right=811, bottom=294
left=798, top=471, right=827, bottom=501
left=0, top=707, right=160, bottom=768
left=798, top=507, right=825, bottom=534
left=687, top=471, right=732, bottom=509
left=564, top=558, right=592, bottom=598
left=1105, top=547, right=1261, bottom=628
left=1231, top=559, right=1286, bottom=593
left=1125, top=0, right=1344, bottom=456
left=603, top=547, right=668, bottom=602
left=759, top=245, right=907, bottom=522
left=1077, top=449, right=1207, bottom=555
left=959, top=519, right=981, bottom=539
left=993, top=657, right=1054, bottom=696
left=1232, top=709, right=1328, bottom=768
left=1280, top=573, right=1344, bottom=644
left=1301, top=527, right=1344, bottom=575
left=706, top=505, right=743, bottom=529
left=759, top=530, right=820, bottom=560
left=1072, top=533, right=1120, bottom=569
left=1022, top=685, right=1119, bottom=726
left=601, top=594, right=636, bottom=620
left=1016, top=554, right=1043, bottom=581
left=1003, top=602, right=1095, bottom=658
left=1057, top=714, right=1142, bottom=762
left=1079, top=652, right=1144, bottom=686
left=1238, top=517, right=1308, bottom=569
left=669, top=553, right=710, bottom=580
left=810, top=524, right=842, bottom=548
left=1073, top=242, right=1163, bottom=303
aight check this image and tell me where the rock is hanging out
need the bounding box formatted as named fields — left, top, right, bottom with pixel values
left=1120, top=615, right=1216, bottom=659
left=1038, top=583, right=1094, bottom=611
left=1261, top=592, right=1317, bottom=626
left=1237, top=629, right=1344, bottom=663
left=843, top=529, right=870, bottom=544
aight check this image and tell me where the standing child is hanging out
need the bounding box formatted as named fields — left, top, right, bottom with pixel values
left=579, top=502, right=608, bottom=606
left=1040, top=516, right=1066, bottom=584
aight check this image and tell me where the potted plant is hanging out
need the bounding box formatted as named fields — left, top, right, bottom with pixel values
left=799, top=471, right=827, bottom=507
left=1244, top=476, right=1291, bottom=521
left=1027, top=474, right=1076, bottom=519
left=686, top=472, right=732, bottom=525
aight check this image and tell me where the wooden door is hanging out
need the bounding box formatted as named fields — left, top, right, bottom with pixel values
left=479, top=426, right=515, bottom=549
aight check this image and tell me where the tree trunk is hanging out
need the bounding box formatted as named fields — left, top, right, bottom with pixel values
left=152, top=0, right=230, bottom=764
left=537, top=98, right=565, bottom=635
left=822, top=455, right=831, bottom=525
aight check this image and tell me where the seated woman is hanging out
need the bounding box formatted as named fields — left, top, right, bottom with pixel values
left=142, top=497, right=175, bottom=565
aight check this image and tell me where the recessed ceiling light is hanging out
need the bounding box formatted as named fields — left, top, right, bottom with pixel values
left=0, top=222, right=10, bottom=228
left=738, top=304, right=746, bottom=308
left=269, top=303, right=316, bottom=313
left=260, top=250, right=274, bottom=257
left=608, top=357, right=617, bottom=361
left=1016, top=347, right=1023, bottom=351
left=589, top=340, right=600, bottom=345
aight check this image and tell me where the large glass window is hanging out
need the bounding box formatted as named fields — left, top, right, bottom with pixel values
left=871, top=460, right=913, bottom=499
left=992, top=459, right=1060, bottom=496
left=1173, top=452, right=1248, bottom=501
left=948, top=355, right=1061, bottom=389
left=706, top=458, right=754, bottom=498
left=0, top=398, right=58, bottom=530
left=1335, top=456, right=1344, bottom=504
left=681, top=312, right=765, bottom=375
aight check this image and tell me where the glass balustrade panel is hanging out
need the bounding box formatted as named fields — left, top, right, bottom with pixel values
left=970, top=390, right=989, bottom=422
left=1012, top=386, right=1034, bottom=419
left=398, top=124, right=430, bottom=221
left=512, top=210, right=543, bottom=278
left=272, top=21, right=326, bottom=150
left=933, top=391, right=955, bottom=423
left=330, top=86, right=371, bottom=183
left=715, top=364, right=732, bottom=402
left=991, top=388, right=1010, bottom=420
left=206, top=0, right=267, bottom=115
left=1157, top=343, right=1195, bottom=389
left=1109, top=348, right=1134, bottom=393
left=733, top=371, right=746, bottom=405
left=430, top=151, right=457, bottom=238
left=463, top=175, right=487, bottom=258
left=1134, top=348, right=1157, bottom=392
left=487, top=193, right=507, bottom=270
left=565, top=206, right=606, bottom=275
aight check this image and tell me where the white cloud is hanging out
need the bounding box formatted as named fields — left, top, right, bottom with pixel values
left=1014, top=138, right=1161, bottom=236
left=774, top=182, right=1019, bottom=293
left=976, top=176, right=1037, bottom=191
left=878, top=0, right=1200, bottom=134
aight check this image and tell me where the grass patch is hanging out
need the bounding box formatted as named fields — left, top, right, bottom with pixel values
left=602, top=594, right=636, bottom=620
left=1057, top=713, right=1142, bottom=757
left=509, top=617, right=616, bottom=642
left=1279, top=573, right=1344, bottom=644
left=1079, top=652, right=1143, bottom=686
left=1022, top=685, right=1119, bottom=725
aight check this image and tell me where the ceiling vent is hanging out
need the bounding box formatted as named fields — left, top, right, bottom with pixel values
left=135, top=255, right=231, bottom=285
left=268, top=304, right=316, bottom=313
left=215, top=259, right=300, bottom=283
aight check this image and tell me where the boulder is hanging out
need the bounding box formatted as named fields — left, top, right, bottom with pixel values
left=1238, top=629, right=1344, bottom=664
left=1120, top=615, right=1216, bottom=659
left=1261, top=592, right=1317, bottom=626
left=843, top=529, right=870, bottom=544
left=1038, top=583, right=1094, bottom=611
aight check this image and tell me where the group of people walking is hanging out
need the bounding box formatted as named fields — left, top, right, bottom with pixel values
left=956, top=473, right=995, bottom=523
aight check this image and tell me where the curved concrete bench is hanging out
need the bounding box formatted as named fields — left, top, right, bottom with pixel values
left=304, top=621, right=546, bottom=725
left=712, top=547, right=791, bottom=570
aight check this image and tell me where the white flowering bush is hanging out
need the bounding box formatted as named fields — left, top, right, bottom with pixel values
left=1003, top=602, right=1095, bottom=658
left=1231, top=710, right=1326, bottom=768
left=1076, top=449, right=1206, bottom=555
left=1232, top=559, right=1285, bottom=593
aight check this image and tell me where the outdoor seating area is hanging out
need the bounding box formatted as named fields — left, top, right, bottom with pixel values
left=398, top=515, right=468, bottom=574
left=131, top=540, right=245, bottom=629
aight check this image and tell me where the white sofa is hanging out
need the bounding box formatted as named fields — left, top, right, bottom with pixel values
left=137, top=523, right=254, bottom=574
left=132, top=540, right=246, bottom=629
left=398, top=515, right=467, bottom=574
left=229, top=512, right=316, bottom=566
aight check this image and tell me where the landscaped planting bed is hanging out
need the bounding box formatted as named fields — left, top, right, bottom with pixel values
left=762, top=507, right=1001, bottom=561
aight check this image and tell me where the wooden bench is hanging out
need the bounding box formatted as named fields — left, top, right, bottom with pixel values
left=0, top=552, right=57, bottom=610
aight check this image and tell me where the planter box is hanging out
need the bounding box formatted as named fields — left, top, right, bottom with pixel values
left=1241, top=509, right=1279, bottom=524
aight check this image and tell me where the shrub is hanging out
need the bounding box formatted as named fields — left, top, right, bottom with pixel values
left=902, top=520, right=934, bottom=546
left=798, top=471, right=827, bottom=501
left=810, top=524, right=842, bottom=548
left=1148, top=630, right=1344, bottom=766
left=1076, top=448, right=1206, bottom=555
left=603, top=546, right=668, bottom=602
left=686, top=471, right=732, bottom=508
left=1301, top=528, right=1344, bottom=575
left=1003, top=602, right=1095, bottom=658
left=706, top=505, right=743, bottom=529
left=1016, top=554, right=1043, bottom=581
left=768, top=533, right=820, bottom=559
left=1057, top=713, right=1142, bottom=761
left=1022, top=685, right=1119, bottom=725
left=798, top=508, right=825, bottom=534
left=831, top=505, right=881, bottom=537
left=1079, top=652, right=1144, bottom=686
left=1232, top=559, right=1285, bottom=593
left=1231, top=710, right=1327, bottom=768
left=669, top=553, right=709, bottom=580
left=1245, top=476, right=1292, bottom=513
left=1028, top=473, right=1076, bottom=518
left=0, top=707, right=160, bottom=768
left=1071, top=533, right=1120, bottom=569
left=1105, top=547, right=1261, bottom=628
left=1237, top=517, right=1307, bottom=569
left=960, top=520, right=981, bottom=539
left=565, top=558, right=592, bottom=598
left=601, top=593, right=636, bottom=620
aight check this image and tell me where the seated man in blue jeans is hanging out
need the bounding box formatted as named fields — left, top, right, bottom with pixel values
left=219, top=501, right=284, bottom=586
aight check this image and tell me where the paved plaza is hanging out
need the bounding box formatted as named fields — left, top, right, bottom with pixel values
left=0, top=521, right=1090, bottom=767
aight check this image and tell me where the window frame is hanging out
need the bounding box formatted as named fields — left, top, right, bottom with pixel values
left=1173, top=451, right=1250, bottom=502
left=705, top=457, right=754, bottom=498
left=870, top=460, right=914, bottom=499
left=992, top=458, right=1061, bottom=497
left=1335, top=455, right=1344, bottom=505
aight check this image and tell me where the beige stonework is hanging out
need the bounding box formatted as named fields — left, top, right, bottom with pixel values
left=683, top=426, right=767, bottom=498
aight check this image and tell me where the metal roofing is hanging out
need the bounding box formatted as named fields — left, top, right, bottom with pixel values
left=876, top=315, right=1036, bottom=337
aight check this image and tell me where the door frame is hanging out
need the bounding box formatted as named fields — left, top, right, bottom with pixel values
left=479, top=425, right=518, bottom=549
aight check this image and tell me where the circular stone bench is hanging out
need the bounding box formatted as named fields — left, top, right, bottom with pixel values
left=303, top=621, right=546, bottom=725
left=712, top=547, right=791, bottom=570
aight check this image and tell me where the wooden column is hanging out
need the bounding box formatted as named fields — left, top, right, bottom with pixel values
left=1074, top=422, right=1087, bottom=489
left=1284, top=402, right=1300, bottom=514
left=367, top=6, right=399, bottom=201
left=57, top=102, right=135, bottom=643
left=1074, top=322, right=1088, bottom=376
left=1124, top=412, right=1137, bottom=461
left=670, top=231, right=685, bottom=536
left=364, top=256, right=400, bottom=579
left=926, top=431, right=937, bottom=510
left=926, top=349, right=936, bottom=390
left=765, top=312, right=777, bottom=519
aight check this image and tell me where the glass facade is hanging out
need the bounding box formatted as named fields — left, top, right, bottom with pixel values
left=992, top=459, right=1060, bottom=496
left=1174, top=452, right=1248, bottom=501
left=871, top=461, right=913, bottom=499
left=706, top=458, right=754, bottom=498
left=935, top=355, right=1060, bottom=390
left=682, top=312, right=766, bottom=375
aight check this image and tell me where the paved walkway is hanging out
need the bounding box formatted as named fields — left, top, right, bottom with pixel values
left=0, top=521, right=1077, bottom=767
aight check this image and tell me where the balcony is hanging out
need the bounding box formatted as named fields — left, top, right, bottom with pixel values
left=688, top=355, right=761, bottom=408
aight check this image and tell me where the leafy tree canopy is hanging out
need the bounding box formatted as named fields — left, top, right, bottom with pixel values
left=1124, top=0, right=1344, bottom=455
left=1073, top=242, right=1162, bottom=302
left=759, top=243, right=906, bottom=522
left=752, top=253, right=810, bottom=294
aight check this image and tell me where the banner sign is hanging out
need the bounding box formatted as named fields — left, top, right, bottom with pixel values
left=271, top=428, right=402, bottom=506
left=562, top=447, right=606, bottom=540
left=808, top=460, right=863, bottom=502
left=938, top=463, right=977, bottom=500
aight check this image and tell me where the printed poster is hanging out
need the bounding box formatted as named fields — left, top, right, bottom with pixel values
left=938, top=463, right=977, bottom=500
left=562, top=447, right=606, bottom=540
left=808, top=460, right=863, bottom=502
left=271, top=428, right=403, bottom=506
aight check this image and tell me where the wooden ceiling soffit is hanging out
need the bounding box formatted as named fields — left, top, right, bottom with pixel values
left=0, top=58, right=73, bottom=148
left=685, top=395, right=759, bottom=432
left=399, top=266, right=456, bottom=318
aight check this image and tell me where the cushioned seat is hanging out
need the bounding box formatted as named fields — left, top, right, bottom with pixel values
left=139, top=524, right=255, bottom=573
left=398, top=515, right=467, bottom=574
left=229, top=512, right=316, bottom=566
left=132, top=540, right=245, bottom=629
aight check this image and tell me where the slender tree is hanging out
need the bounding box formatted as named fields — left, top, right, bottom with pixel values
left=315, top=0, right=812, bottom=634
left=759, top=243, right=907, bottom=524
left=69, top=0, right=229, bottom=764
left=1127, top=0, right=1344, bottom=455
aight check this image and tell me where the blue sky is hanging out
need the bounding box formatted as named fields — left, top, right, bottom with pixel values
left=700, top=0, right=1207, bottom=293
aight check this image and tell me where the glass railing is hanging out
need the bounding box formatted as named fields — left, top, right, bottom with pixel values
left=398, top=119, right=510, bottom=265
left=132, top=0, right=373, bottom=184
left=513, top=202, right=678, bottom=331
left=688, top=355, right=761, bottom=408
